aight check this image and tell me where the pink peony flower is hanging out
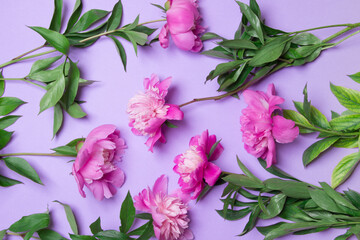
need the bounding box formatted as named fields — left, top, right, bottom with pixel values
left=127, top=74, right=184, bottom=152
left=174, top=130, right=223, bottom=199
left=72, top=124, right=126, bottom=201
left=240, top=84, right=299, bottom=168
left=159, top=0, right=205, bottom=52
left=134, top=175, right=194, bottom=240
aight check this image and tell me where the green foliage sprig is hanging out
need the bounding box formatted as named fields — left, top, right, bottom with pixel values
left=179, top=0, right=360, bottom=107
left=1, top=192, right=154, bottom=240
left=219, top=157, right=360, bottom=239
left=283, top=73, right=360, bottom=188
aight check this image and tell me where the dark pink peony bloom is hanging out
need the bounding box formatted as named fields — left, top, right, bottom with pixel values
left=159, top=0, right=205, bottom=52
left=134, top=175, right=194, bottom=240
left=72, top=124, right=126, bottom=201
left=174, top=130, right=223, bottom=199
left=127, top=74, right=183, bottom=152
left=240, top=84, right=299, bottom=167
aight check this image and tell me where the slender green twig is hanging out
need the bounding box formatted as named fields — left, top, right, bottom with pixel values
left=12, top=44, right=46, bottom=60
left=0, top=49, right=57, bottom=69
left=0, top=153, right=72, bottom=157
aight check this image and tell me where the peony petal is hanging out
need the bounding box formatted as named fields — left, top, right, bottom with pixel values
left=104, top=168, right=125, bottom=188
left=72, top=164, right=86, bottom=198
left=204, top=162, right=221, bottom=186
left=191, top=181, right=204, bottom=199
left=266, top=136, right=276, bottom=168
left=167, top=6, right=195, bottom=34
left=87, top=181, right=105, bottom=201
left=243, top=89, right=269, bottom=112
left=171, top=31, right=196, bottom=51
left=145, top=128, right=163, bottom=152
left=144, top=117, right=166, bottom=135
left=159, top=24, right=170, bottom=49
left=153, top=175, right=168, bottom=196
left=165, top=104, right=184, bottom=120
left=158, top=77, right=172, bottom=97
left=272, top=115, right=299, bottom=143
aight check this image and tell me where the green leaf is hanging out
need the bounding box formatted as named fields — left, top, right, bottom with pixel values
left=124, top=30, right=148, bottom=45
left=65, top=0, right=83, bottom=33
left=201, top=49, right=234, bottom=60
left=107, top=0, right=123, bottom=31
left=29, top=27, right=69, bottom=54
left=29, top=68, right=62, bottom=83
left=264, top=178, right=310, bottom=199
left=151, top=3, right=166, bottom=11
left=303, top=136, right=340, bottom=166
left=257, top=158, right=300, bottom=181
left=49, top=0, right=63, bottom=32
left=90, top=217, right=103, bottom=235
left=120, top=191, right=135, bottom=233
left=54, top=200, right=78, bottom=234
left=216, top=208, right=252, bottom=220
left=332, top=152, right=360, bottom=188
left=0, top=71, right=4, bottom=97
left=0, top=174, right=22, bottom=187
left=249, top=0, right=261, bottom=18
left=128, top=222, right=149, bottom=236
left=70, top=9, right=109, bottom=33
left=0, top=129, right=13, bottom=150
left=0, top=230, right=6, bottom=240
left=70, top=234, right=96, bottom=240
left=39, top=74, right=65, bottom=113
left=66, top=102, right=86, bottom=118
left=236, top=157, right=262, bottom=183
left=257, top=222, right=286, bottom=236
left=223, top=174, right=264, bottom=189
left=278, top=204, right=313, bottom=222
left=164, top=120, right=178, bottom=129
left=319, top=182, right=357, bottom=209
left=3, top=157, right=42, bottom=184
left=334, top=230, right=353, bottom=240
left=219, top=39, right=257, bottom=50
left=309, top=189, right=342, bottom=213
left=108, top=36, right=127, bottom=71
left=201, top=32, right=224, bottom=41
left=349, top=72, right=360, bottom=84
left=236, top=1, right=264, bottom=44
left=135, top=213, right=152, bottom=220
left=9, top=213, right=50, bottom=233
left=331, top=83, right=360, bottom=113
left=29, top=55, right=62, bottom=75
left=64, top=60, right=80, bottom=108
left=309, top=105, right=330, bottom=129
left=0, top=97, right=25, bottom=116
left=292, top=33, right=321, bottom=45
left=249, top=35, right=292, bottom=67
left=37, top=229, right=66, bottom=240
left=124, top=15, right=139, bottom=31
left=238, top=206, right=260, bottom=236
left=344, top=189, right=360, bottom=209
left=137, top=221, right=155, bottom=240
left=209, top=60, right=246, bottom=80
left=208, top=139, right=222, bottom=159
left=283, top=109, right=313, bottom=128
left=330, top=114, right=360, bottom=132
left=51, top=146, right=77, bottom=156
left=261, top=194, right=287, bottom=219
left=53, top=104, right=63, bottom=137
left=333, top=137, right=358, bottom=148
left=95, top=230, right=128, bottom=240
left=0, top=115, right=21, bottom=129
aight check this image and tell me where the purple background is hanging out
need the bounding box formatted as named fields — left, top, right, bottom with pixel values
left=1, top=0, right=360, bottom=239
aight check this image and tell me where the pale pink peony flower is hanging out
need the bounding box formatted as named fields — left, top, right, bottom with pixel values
left=159, top=0, right=205, bottom=52
left=127, top=74, right=183, bottom=152
left=134, top=175, right=194, bottom=240
left=72, top=124, right=126, bottom=201
left=174, top=130, right=223, bottom=199
left=240, top=84, right=299, bottom=168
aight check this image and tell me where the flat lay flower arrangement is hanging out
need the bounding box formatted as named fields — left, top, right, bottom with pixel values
left=1, top=0, right=360, bottom=239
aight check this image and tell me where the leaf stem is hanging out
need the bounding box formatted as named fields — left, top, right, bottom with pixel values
left=12, top=44, right=46, bottom=60
left=7, top=231, right=40, bottom=239
left=79, top=19, right=166, bottom=43
left=0, top=78, right=46, bottom=89
left=0, top=49, right=57, bottom=69
left=295, top=122, right=360, bottom=137
left=0, top=153, right=72, bottom=157
left=288, top=22, right=360, bottom=34
left=322, top=29, right=360, bottom=50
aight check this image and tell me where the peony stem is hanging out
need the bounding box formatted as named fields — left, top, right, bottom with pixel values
left=0, top=49, right=57, bottom=69
left=179, top=24, right=360, bottom=108
left=295, top=122, right=360, bottom=137
left=12, top=44, right=46, bottom=60
left=79, top=19, right=166, bottom=43
left=7, top=232, right=40, bottom=239
left=0, top=78, right=46, bottom=89
left=288, top=22, right=360, bottom=34
left=0, top=153, right=73, bottom=157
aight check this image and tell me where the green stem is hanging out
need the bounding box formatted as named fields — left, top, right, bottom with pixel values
left=7, top=232, right=40, bottom=239
left=295, top=122, right=359, bottom=137
left=23, top=79, right=46, bottom=89
left=289, top=22, right=360, bottom=34
left=0, top=78, right=46, bottom=89
left=0, top=49, right=57, bottom=69
left=79, top=18, right=166, bottom=43
left=322, top=29, right=360, bottom=50
left=12, top=44, right=46, bottom=60
left=0, top=153, right=73, bottom=157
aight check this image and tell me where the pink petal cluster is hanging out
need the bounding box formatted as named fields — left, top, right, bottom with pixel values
left=174, top=130, right=223, bottom=199
left=72, top=124, right=126, bottom=201
left=134, top=175, right=193, bottom=240
left=127, top=74, right=183, bottom=152
left=159, top=0, right=205, bottom=52
left=240, top=84, right=299, bottom=168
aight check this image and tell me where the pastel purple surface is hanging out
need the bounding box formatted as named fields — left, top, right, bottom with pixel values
left=1, top=0, right=360, bottom=239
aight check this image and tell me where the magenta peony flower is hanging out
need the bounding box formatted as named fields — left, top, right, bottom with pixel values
left=134, top=175, right=194, bottom=240
left=72, top=124, right=126, bottom=201
left=127, top=74, right=183, bottom=152
left=240, top=84, right=299, bottom=168
left=174, top=130, right=223, bottom=199
left=159, top=0, right=205, bottom=52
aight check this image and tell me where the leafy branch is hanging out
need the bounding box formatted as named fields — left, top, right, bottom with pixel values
left=179, top=0, right=360, bottom=107
left=219, top=157, right=360, bottom=239
left=283, top=73, right=360, bottom=188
